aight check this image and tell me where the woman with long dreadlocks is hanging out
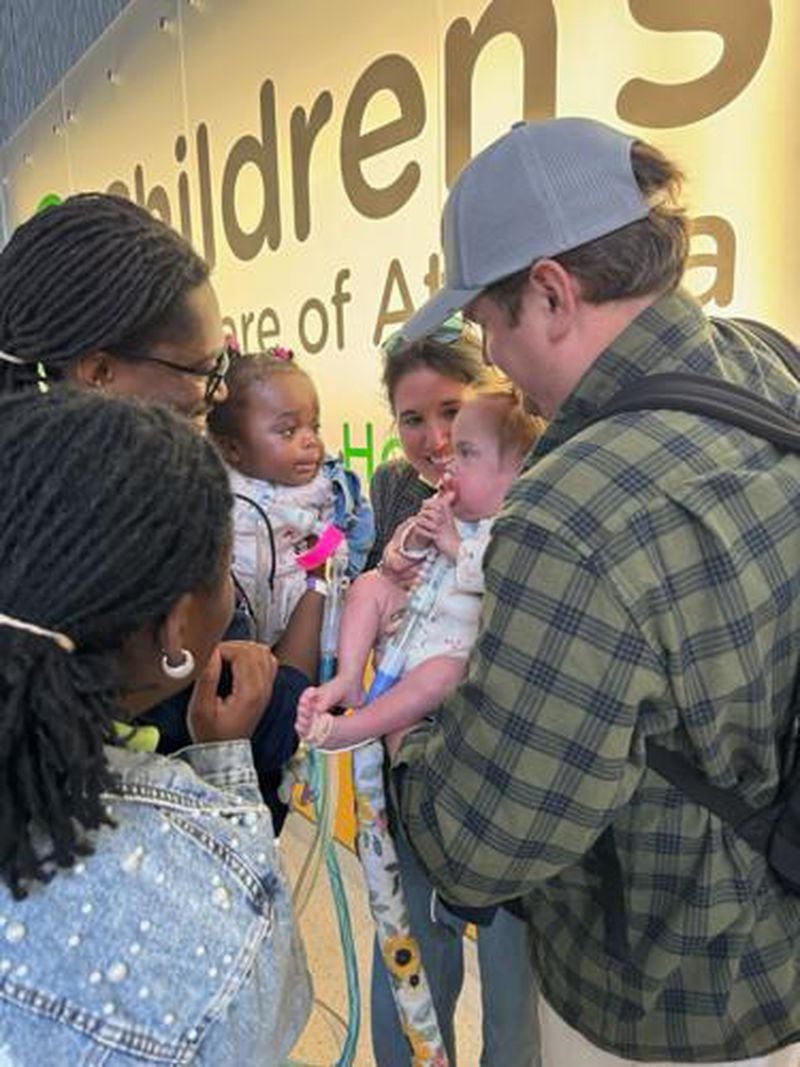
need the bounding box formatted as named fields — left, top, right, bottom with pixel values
left=0, top=193, right=323, bottom=833
left=0, top=388, right=311, bottom=1063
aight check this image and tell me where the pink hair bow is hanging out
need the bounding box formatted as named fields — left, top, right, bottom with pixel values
left=270, top=345, right=294, bottom=362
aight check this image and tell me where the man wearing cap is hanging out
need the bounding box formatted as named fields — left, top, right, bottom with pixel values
left=392, top=117, right=800, bottom=1065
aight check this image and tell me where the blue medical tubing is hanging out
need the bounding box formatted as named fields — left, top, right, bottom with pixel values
left=350, top=550, right=453, bottom=1064
left=293, top=549, right=452, bottom=1064
left=366, top=552, right=451, bottom=703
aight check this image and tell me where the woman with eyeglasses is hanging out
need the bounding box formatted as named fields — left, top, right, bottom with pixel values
left=367, top=324, right=541, bottom=1067
left=0, top=193, right=323, bottom=835
left=0, top=193, right=227, bottom=426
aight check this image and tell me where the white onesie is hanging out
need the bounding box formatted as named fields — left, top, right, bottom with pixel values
left=229, top=467, right=333, bottom=646
left=402, top=517, right=492, bottom=672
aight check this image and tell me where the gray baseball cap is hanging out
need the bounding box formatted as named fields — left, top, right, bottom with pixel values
left=400, top=117, right=650, bottom=343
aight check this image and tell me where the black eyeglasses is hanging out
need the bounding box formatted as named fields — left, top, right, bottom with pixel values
left=135, top=346, right=230, bottom=403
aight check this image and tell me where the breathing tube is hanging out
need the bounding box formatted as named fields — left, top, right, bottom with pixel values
left=233, top=493, right=359, bottom=1066
left=311, top=549, right=453, bottom=1064
left=309, top=543, right=361, bottom=1067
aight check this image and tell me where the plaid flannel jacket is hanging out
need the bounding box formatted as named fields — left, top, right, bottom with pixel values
left=395, top=289, right=800, bottom=1061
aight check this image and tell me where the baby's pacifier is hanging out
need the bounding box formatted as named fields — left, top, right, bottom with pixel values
left=296, top=523, right=344, bottom=570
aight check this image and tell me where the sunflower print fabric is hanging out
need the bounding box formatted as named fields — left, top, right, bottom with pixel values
left=352, top=738, right=448, bottom=1065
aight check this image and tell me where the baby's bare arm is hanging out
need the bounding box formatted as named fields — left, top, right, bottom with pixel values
left=306, top=655, right=465, bottom=751
left=296, top=569, right=409, bottom=743
left=335, top=569, right=406, bottom=681
left=273, top=589, right=324, bottom=677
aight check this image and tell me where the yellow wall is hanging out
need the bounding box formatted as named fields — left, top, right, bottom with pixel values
left=0, top=0, right=794, bottom=846
left=1, top=0, right=796, bottom=492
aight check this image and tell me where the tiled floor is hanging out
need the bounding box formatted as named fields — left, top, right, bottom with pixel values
left=280, top=813, right=482, bottom=1066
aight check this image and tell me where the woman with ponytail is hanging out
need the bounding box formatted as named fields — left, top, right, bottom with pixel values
left=0, top=389, right=310, bottom=1064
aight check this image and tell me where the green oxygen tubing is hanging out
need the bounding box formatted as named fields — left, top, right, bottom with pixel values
left=232, top=492, right=361, bottom=1066
left=312, top=548, right=452, bottom=1066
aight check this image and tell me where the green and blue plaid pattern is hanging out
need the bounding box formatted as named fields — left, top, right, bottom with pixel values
left=396, top=290, right=800, bottom=1060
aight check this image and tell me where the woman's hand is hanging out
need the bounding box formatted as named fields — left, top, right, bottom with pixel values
left=380, top=517, right=426, bottom=589
left=187, top=640, right=277, bottom=743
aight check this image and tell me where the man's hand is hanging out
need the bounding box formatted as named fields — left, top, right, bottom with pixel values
left=187, top=640, right=277, bottom=743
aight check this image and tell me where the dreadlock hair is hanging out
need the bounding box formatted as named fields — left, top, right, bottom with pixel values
left=0, top=193, right=209, bottom=394
left=0, top=388, right=232, bottom=898
left=206, top=347, right=310, bottom=443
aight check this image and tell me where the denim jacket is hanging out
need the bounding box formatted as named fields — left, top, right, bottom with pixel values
left=0, top=741, right=311, bottom=1064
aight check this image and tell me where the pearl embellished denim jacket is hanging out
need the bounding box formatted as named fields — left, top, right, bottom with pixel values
left=0, top=741, right=311, bottom=1065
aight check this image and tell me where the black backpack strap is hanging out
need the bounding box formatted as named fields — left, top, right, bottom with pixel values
left=646, top=741, right=786, bottom=858
left=590, top=367, right=799, bottom=871
left=727, top=316, right=800, bottom=382
left=591, top=373, right=800, bottom=452
left=645, top=741, right=757, bottom=830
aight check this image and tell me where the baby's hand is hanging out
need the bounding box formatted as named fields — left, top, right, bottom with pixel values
left=401, top=522, right=433, bottom=553
left=381, top=546, right=422, bottom=589
left=295, top=698, right=335, bottom=747
left=431, top=506, right=460, bottom=561
left=296, top=686, right=323, bottom=739
left=413, top=498, right=444, bottom=539
left=415, top=494, right=460, bottom=561
left=381, top=517, right=425, bottom=589
left=298, top=674, right=363, bottom=719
